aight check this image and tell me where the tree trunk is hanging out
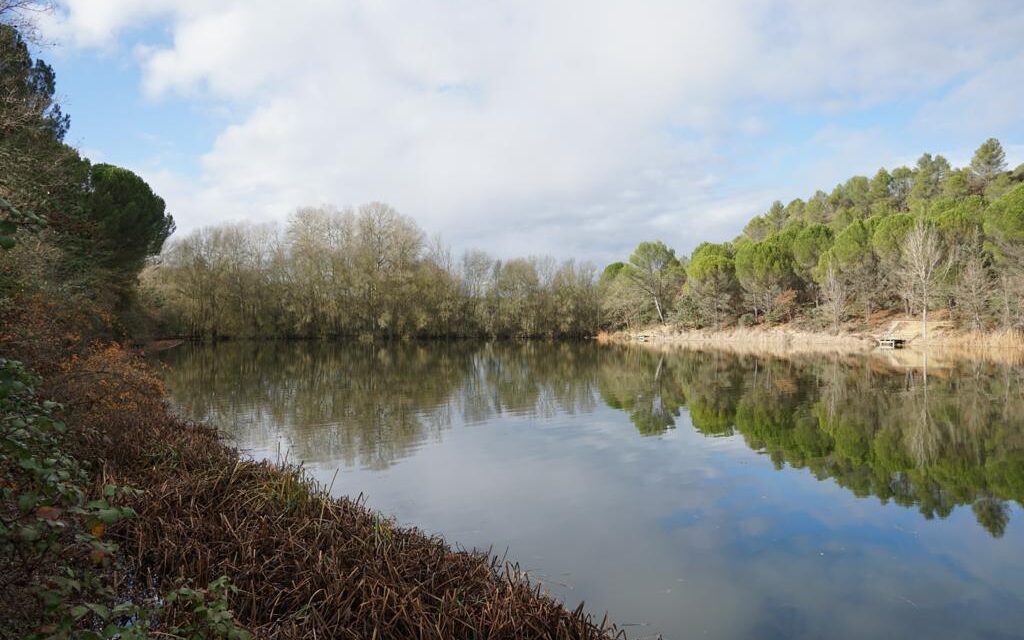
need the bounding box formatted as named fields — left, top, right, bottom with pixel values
left=922, top=283, right=928, bottom=340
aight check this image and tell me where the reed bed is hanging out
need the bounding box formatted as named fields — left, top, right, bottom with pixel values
left=53, top=345, right=623, bottom=640
left=917, top=328, right=1024, bottom=358
left=607, top=325, right=875, bottom=357
left=607, top=324, right=1024, bottom=366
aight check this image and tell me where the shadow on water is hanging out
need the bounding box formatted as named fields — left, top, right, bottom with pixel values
left=158, top=341, right=1024, bottom=539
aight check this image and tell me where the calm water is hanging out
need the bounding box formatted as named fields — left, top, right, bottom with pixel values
left=157, top=342, right=1024, bottom=640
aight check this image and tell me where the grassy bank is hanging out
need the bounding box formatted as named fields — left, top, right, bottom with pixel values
left=2, top=340, right=621, bottom=639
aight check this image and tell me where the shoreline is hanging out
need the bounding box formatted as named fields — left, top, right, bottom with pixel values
left=90, top=347, right=623, bottom=638
left=2, top=341, right=622, bottom=638
left=602, top=323, right=1024, bottom=365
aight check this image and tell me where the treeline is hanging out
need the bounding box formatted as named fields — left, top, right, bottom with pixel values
left=602, top=139, right=1024, bottom=332
left=144, top=205, right=600, bottom=339
left=149, top=138, right=1024, bottom=340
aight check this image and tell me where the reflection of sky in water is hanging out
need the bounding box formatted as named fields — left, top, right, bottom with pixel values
left=160, top=343, right=1024, bottom=640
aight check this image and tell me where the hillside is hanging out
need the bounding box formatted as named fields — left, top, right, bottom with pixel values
left=601, top=140, right=1024, bottom=338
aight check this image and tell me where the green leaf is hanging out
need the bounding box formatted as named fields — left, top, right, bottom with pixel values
left=17, top=492, right=38, bottom=513
left=0, top=235, right=15, bottom=250
left=17, top=524, right=40, bottom=541
left=0, top=221, right=15, bottom=235
left=97, top=508, right=124, bottom=524
left=86, top=602, right=111, bottom=620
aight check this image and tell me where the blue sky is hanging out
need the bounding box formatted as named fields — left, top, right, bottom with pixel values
left=38, top=1, right=1024, bottom=264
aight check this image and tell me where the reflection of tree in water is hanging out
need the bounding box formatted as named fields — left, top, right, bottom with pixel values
left=159, top=341, right=605, bottom=469
left=677, top=351, right=746, bottom=436
left=973, top=498, right=1010, bottom=538
left=160, top=341, right=470, bottom=469
left=597, top=349, right=685, bottom=436
left=465, top=342, right=601, bottom=423
left=605, top=347, right=1024, bottom=538
left=160, top=342, right=1024, bottom=537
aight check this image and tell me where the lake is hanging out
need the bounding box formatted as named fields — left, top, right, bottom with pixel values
left=156, top=341, right=1024, bottom=640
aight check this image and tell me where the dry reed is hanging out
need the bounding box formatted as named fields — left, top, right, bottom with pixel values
left=607, top=323, right=1024, bottom=366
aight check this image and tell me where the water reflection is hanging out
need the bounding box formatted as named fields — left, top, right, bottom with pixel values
left=159, top=341, right=1024, bottom=639
left=160, top=342, right=1024, bottom=539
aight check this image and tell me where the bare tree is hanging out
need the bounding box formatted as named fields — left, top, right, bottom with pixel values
left=819, top=260, right=847, bottom=333
left=0, top=1, right=54, bottom=131
left=952, top=231, right=994, bottom=331
left=0, top=1, right=53, bottom=42
left=900, top=221, right=947, bottom=340
left=146, top=202, right=603, bottom=340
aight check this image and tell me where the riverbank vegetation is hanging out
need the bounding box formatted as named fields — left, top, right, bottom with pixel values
left=0, top=7, right=620, bottom=638
left=143, top=140, right=1024, bottom=342
left=603, top=140, right=1024, bottom=335
left=143, top=205, right=601, bottom=339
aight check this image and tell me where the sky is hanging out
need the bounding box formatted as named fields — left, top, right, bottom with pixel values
left=34, top=0, right=1024, bottom=265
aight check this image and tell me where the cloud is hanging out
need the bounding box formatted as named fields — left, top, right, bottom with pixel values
left=916, top=52, right=1024, bottom=138
left=39, top=0, right=178, bottom=48
left=45, top=0, right=1024, bottom=261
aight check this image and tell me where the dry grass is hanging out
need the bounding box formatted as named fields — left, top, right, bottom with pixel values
left=608, top=322, right=1024, bottom=365
left=607, top=325, right=875, bottom=358
left=47, top=344, right=623, bottom=640
left=921, top=328, right=1024, bottom=348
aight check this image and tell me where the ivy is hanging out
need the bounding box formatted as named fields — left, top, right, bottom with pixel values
left=1, top=358, right=250, bottom=638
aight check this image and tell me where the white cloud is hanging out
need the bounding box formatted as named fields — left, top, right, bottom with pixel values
left=45, top=0, right=1024, bottom=261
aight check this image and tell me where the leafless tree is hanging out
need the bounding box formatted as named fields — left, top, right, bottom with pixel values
left=952, top=231, right=994, bottom=331
left=0, top=1, right=54, bottom=131
left=900, top=221, right=948, bottom=340
left=0, top=1, right=53, bottom=43
left=146, top=203, right=602, bottom=339
left=819, top=260, right=847, bottom=333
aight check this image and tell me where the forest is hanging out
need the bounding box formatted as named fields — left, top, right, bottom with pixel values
left=143, top=140, right=1024, bottom=340
left=0, top=17, right=174, bottom=338
left=602, top=140, right=1024, bottom=333
left=4, top=2, right=1024, bottom=637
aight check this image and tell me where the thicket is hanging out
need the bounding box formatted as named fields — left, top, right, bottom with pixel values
left=143, top=206, right=600, bottom=340
left=602, top=140, right=1024, bottom=333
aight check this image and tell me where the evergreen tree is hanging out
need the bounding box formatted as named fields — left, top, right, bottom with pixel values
left=970, top=138, right=1007, bottom=184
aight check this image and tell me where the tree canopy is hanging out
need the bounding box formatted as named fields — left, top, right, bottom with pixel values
left=599, top=137, right=1024, bottom=333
